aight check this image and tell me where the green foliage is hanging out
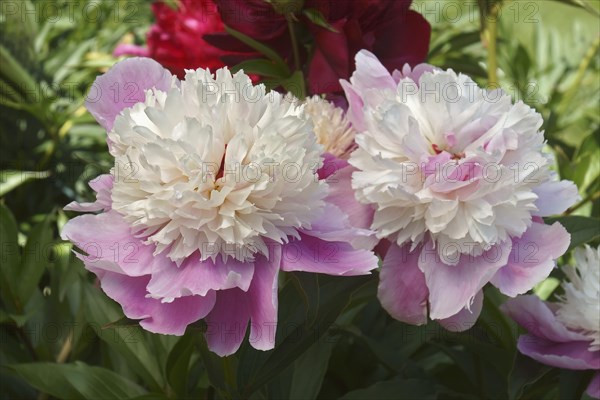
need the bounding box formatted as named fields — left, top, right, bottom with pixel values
left=0, top=1, right=599, bottom=399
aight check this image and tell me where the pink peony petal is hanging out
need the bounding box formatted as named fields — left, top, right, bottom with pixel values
left=113, top=44, right=150, bottom=58
left=99, top=272, right=215, bottom=335
left=491, top=221, right=570, bottom=297
left=377, top=244, right=428, bottom=325
left=532, top=179, right=579, bottom=216
left=281, top=233, right=377, bottom=276
left=438, top=290, right=484, bottom=332
left=147, top=255, right=255, bottom=299
left=246, top=247, right=281, bottom=351
left=420, top=239, right=511, bottom=320
left=61, top=211, right=156, bottom=277
left=587, top=372, right=600, bottom=399
left=204, top=288, right=251, bottom=356
left=517, top=335, right=600, bottom=370
left=85, top=57, right=173, bottom=131
left=64, top=174, right=114, bottom=212
left=501, top=295, right=592, bottom=343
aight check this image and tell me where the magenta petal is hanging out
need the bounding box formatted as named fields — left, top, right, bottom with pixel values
left=532, top=179, right=579, bottom=216
left=204, top=288, right=251, bottom=356
left=438, top=291, right=484, bottom=332
left=113, top=44, right=150, bottom=57
left=64, top=174, right=114, bottom=212
left=85, top=57, right=173, bottom=131
left=318, top=152, right=350, bottom=180
left=247, top=248, right=281, bottom=351
left=517, top=335, right=600, bottom=370
left=326, top=164, right=375, bottom=233
left=502, top=295, right=591, bottom=343
left=377, top=244, right=428, bottom=325
left=491, top=221, right=570, bottom=297
left=587, top=372, right=600, bottom=399
left=61, top=211, right=155, bottom=277
left=281, top=233, right=377, bottom=276
left=420, top=240, right=511, bottom=320
left=100, top=272, right=215, bottom=335
left=147, top=255, right=254, bottom=299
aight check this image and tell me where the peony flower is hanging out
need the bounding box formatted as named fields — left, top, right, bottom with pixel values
left=341, top=50, right=579, bottom=330
left=62, top=58, right=378, bottom=356
left=114, top=0, right=233, bottom=78
left=207, top=0, right=430, bottom=95
left=306, top=0, right=431, bottom=94
left=502, top=245, right=600, bottom=399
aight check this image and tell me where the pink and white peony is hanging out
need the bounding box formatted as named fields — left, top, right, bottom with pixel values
left=341, top=50, right=579, bottom=330
left=62, top=58, right=378, bottom=356
left=502, top=245, right=600, bottom=398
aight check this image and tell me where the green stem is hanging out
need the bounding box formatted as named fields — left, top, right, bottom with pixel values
left=558, top=36, right=600, bottom=115
left=483, top=3, right=500, bottom=87
left=287, top=16, right=301, bottom=72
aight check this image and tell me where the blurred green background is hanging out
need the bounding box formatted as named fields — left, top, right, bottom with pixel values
left=0, top=0, right=599, bottom=399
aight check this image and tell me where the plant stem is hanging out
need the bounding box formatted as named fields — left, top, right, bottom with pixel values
left=287, top=16, right=301, bottom=72
left=482, top=2, right=500, bottom=86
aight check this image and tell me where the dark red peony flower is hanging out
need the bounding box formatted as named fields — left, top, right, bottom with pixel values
left=306, top=0, right=431, bottom=94
left=114, top=0, right=234, bottom=77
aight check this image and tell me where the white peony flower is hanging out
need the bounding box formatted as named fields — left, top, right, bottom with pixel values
left=557, top=245, right=600, bottom=351
left=109, top=68, right=327, bottom=263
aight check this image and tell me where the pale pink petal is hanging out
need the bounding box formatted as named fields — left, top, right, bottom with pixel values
left=204, top=288, right=251, bottom=356
left=306, top=203, right=376, bottom=250
left=517, top=335, right=600, bottom=370
left=64, top=174, right=114, bottom=212
left=61, top=211, right=155, bottom=276
left=85, top=57, right=173, bottom=131
left=491, top=221, right=570, bottom=297
left=377, top=244, right=428, bottom=325
left=587, top=372, right=600, bottom=399
left=438, top=290, right=484, bottom=332
left=281, top=234, right=377, bottom=276
left=532, top=179, right=579, bottom=216
left=99, top=272, right=215, bottom=335
left=502, top=295, right=591, bottom=343
left=420, top=239, right=511, bottom=320
left=340, top=79, right=366, bottom=132
left=147, top=255, right=254, bottom=299
left=326, top=164, right=376, bottom=233
left=247, top=247, right=281, bottom=351
left=392, top=63, right=436, bottom=84
left=113, top=43, right=150, bottom=58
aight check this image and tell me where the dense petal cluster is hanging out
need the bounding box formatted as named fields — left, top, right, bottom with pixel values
left=342, top=50, right=579, bottom=329
left=503, top=246, right=600, bottom=399
left=62, top=58, right=378, bottom=356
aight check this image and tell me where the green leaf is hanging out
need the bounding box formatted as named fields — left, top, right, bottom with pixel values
left=340, top=378, right=437, bottom=400
left=288, top=340, right=334, bottom=400
left=303, top=8, right=338, bottom=32
left=238, top=274, right=372, bottom=396
left=545, top=216, right=600, bottom=249
left=166, top=333, right=195, bottom=397
left=224, top=26, right=287, bottom=67
left=0, top=170, right=51, bottom=197
left=550, top=0, right=600, bottom=16
left=17, top=211, right=54, bottom=301
left=0, top=204, right=21, bottom=311
left=83, top=284, right=166, bottom=392
left=508, top=351, right=552, bottom=400
left=8, top=362, right=147, bottom=399
left=0, top=45, right=38, bottom=101
left=231, top=59, right=290, bottom=79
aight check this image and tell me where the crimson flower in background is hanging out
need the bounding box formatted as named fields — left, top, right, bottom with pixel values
left=306, top=0, right=431, bottom=94
left=114, top=0, right=231, bottom=77
left=208, top=0, right=430, bottom=95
